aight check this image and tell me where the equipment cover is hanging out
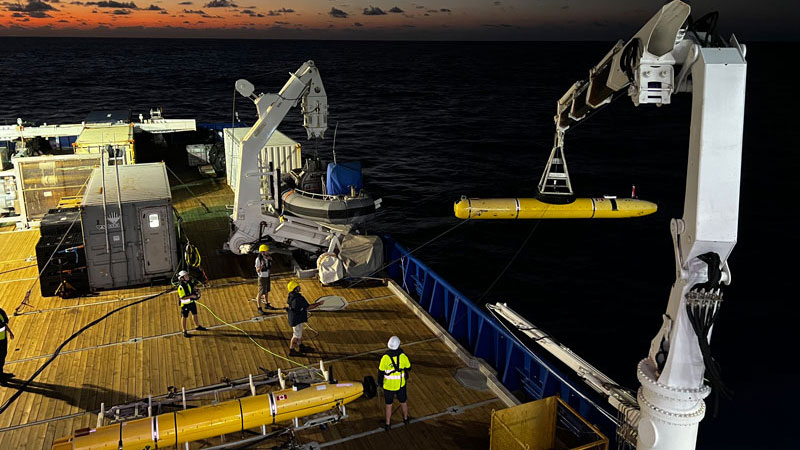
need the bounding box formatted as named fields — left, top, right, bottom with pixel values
left=326, top=162, right=363, bottom=196
left=339, top=235, right=383, bottom=278
left=317, top=252, right=344, bottom=285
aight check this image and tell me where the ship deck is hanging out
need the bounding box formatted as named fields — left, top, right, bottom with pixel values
left=0, top=173, right=504, bottom=449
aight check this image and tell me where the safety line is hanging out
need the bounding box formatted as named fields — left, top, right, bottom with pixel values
left=0, top=337, right=440, bottom=434
left=195, top=300, right=315, bottom=371
left=319, top=398, right=502, bottom=448
left=348, top=218, right=471, bottom=289
left=0, top=276, right=37, bottom=285
left=14, top=273, right=297, bottom=316
left=0, top=264, right=36, bottom=275
left=6, top=294, right=397, bottom=366
left=0, top=289, right=172, bottom=416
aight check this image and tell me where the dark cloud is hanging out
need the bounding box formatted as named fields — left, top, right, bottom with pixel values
left=203, top=0, right=234, bottom=7
left=329, top=7, right=346, bottom=18
left=440, top=8, right=450, bottom=13
left=266, top=7, right=292, bottom=15
left=85, top=1, right=137, bottom=8
left=111, top=8, right=129, bottom=14
left=177, top=1, right=190, bottom=4
left=6, top=0, right=57, bottom=13
left=389, top=6, right=402, bottom=13
left=274, top=20, right=288, bottom=25
left=27, top=9, right=50, bottom=16
left=482, top=23, right=512, bottom=28
left=183, top=8, right=204, bottom=14
left=145, top=4, right=161, bottom=10
left=354, top=21, right=362, bottom=27
left=241, top=9, right=262, bottom=17
left=70, top=1, right=83, bottom=4
left=363, top=6, right=385, bottom=15
left=493, top=1, right=500, bottom=5
left=58, top=18, right=68, bottom=22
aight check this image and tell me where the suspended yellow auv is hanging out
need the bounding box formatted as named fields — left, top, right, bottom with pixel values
left=454, top=197, right=657, bottom=220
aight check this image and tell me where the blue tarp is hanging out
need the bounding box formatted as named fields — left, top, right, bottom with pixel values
left=326, top=162, right=363, bottom=195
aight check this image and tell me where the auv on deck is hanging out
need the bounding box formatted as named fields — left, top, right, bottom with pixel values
left=0, top=174, right=504, bottom=450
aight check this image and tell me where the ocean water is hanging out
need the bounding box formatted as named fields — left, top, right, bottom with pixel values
left=0, top=38, right=795, bottom=449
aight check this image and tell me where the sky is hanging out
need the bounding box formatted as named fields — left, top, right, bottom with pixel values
left=0, top=1, right=796, bottom=40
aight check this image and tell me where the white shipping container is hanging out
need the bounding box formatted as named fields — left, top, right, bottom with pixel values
left=223, top=128, right=302, bottom=191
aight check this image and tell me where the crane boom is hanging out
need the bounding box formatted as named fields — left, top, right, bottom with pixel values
left=556, top=3, right=745, bottom=449
left=482, top=2, right=746, bottom=449
left=226, top=60, right=340, bottom=255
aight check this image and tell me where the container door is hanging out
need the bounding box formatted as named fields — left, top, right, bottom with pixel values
left=140, top=206, right=172, bottom=274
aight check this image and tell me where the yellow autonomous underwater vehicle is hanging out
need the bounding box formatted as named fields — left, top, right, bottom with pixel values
left=454, top=196, right=657, bottom=220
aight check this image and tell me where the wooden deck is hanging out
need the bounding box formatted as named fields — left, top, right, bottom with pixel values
left=0, top=173, right=503, bottom=449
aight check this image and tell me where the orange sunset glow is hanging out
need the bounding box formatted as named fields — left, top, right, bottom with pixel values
left=0, top=1, right=794, bottom=40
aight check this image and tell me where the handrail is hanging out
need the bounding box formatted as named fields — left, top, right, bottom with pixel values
left=383, top=236, right=620, bottom=444
left=290, top=188, right=363, bottom=201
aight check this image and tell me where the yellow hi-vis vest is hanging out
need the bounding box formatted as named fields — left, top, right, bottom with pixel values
left=0, top=326, right=6, bottom=340
left=177, top=282, right=195, bottom=306
left=379, top=353, right=411, bottom=391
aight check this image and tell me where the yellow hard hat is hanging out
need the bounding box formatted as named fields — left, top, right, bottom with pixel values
left=259, top=244, right=269, bottom=252
left=287, top=280, right=300, bottom=292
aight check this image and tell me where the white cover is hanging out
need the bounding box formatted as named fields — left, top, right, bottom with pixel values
left=317, top=252, right=344, bottom=285
left=339, top=235, right=383, bottom=278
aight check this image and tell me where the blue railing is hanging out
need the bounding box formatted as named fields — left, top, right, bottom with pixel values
left=383, top=236, right=619, bottom=441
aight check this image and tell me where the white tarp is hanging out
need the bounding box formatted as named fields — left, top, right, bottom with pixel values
left=339, top=235, right=383, bottom=278
left=317, top=252, right=344, bottom=285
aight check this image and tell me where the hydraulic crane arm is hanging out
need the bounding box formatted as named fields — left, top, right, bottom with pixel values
left=226, top=61, right=336, bottom=255
left=552, top=2, right=747, bottom=450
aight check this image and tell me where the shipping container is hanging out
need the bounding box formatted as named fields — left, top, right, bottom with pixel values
left=11, top=153, right=101, bottom=222
left=223, top=128, right=301, bottom=192
left=74, top=124, right=135, bottom=164
left=81, top=163, right=176, bottom=290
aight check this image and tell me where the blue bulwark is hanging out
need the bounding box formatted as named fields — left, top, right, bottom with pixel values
left=383, top=236, right=620, bottom=443
left=326, top=162, right=363, bottom=196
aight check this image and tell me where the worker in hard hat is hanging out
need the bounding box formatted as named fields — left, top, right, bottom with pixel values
left=254, top=244, right=277, bottom=314
left=378, top=336, right=412, bottom=431
left=177, top=270, right=206, bottom=338
left=286, top=280, right=320, bottom=356
left=0, top=306, right=16, bottom=383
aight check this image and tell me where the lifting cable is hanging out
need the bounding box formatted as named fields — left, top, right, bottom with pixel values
left=0, top=288, right=172, bottom=416
left=477, top=220, right=542, bottom=303
left=347, top=218, right=471, bottom=289
left=165, top=165, right=210, bottom=213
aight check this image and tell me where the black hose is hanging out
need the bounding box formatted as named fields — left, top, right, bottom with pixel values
left=0, top=288, right=172, bottom=416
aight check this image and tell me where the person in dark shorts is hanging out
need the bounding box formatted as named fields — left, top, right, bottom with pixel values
left=0, top=307, right=16, bottom=383
left=378, top=335, right=411, bottom=430
left=255, top=244, right=276, bottom=314
left=177, top=270, right=206, bottom=338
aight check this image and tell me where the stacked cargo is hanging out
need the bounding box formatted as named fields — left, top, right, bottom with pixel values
left=36, top=207, right=89, bottom=297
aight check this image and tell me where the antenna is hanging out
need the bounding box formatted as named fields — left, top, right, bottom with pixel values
left=332, top=122, right=338, bottom=164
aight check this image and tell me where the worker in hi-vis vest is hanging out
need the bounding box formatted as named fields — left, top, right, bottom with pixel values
left=177, top=270, right=206, bottom=338
left=378, top=335, right=411, bottom=431
left=0, top=307, right=16, bottom=383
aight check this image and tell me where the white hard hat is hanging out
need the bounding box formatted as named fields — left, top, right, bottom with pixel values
left=177, top=270, right=189, bottom=278
left=387, top=336, right=401, bottom=350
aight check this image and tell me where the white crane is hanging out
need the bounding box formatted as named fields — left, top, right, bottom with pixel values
left=226, top=61, right=342, bottom=255
left=491, top=2, right=746, bottom=449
